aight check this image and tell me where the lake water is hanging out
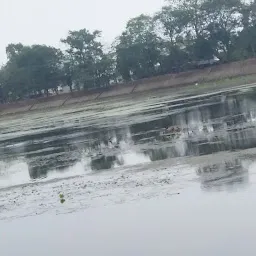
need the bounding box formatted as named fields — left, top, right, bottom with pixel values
left=1, top=86, right=256, bottom=255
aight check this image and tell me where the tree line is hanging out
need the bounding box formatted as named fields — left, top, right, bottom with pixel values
left=0, top=0, right=256, bottom=102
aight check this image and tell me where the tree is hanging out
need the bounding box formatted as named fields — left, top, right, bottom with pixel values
left=159, top=0, right=243, bottom=62
left=1, top=44, right=63, bottom=100
left=157, top=43, right=189, bottom=74
left=94, top=52, right=116, bottom=87
left=163, top=0, right=208, bottom=40
left=155, top=0, right=210, bottom=73
left=1, top=0, right=256, bottom=102
left=115, top=15, right=161, bottom=81
left=61, top=29, right=113, bottom=89
left=202, top=0, right=242, bottom=61
left=0, top=67, right=6, bottom=102
left=61, top=54, right=76, bottom=92
left=189, top=36, right=215, bottom=61
left=233, top=1, right=256, bottom=59
left=154, top=6, right=188, bottom=46
left=0, top=57, right=31, bottom=100
left=17, top=45, right=63, bottom=95
left=6, top=43, right=24, bottom=60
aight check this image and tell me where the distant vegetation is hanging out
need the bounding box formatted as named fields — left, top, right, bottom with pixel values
left=0, top=0, right=256, bottom=102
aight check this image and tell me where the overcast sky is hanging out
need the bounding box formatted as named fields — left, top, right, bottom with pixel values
left=0, top=0, right=165, bottom=64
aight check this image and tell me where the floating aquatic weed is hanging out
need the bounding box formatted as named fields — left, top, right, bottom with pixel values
left=59, top=193, right=66, bottom=204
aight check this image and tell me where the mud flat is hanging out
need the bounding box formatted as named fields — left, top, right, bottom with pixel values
left=2, top=175, right=256, bottom=256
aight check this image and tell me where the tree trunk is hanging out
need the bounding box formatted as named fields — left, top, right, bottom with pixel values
left=250, top=44, right=256, bottom=57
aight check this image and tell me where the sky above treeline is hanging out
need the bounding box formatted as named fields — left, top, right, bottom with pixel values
left=0, top=0, right=165, bottom=64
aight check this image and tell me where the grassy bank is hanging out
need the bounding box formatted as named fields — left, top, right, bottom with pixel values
left=1, top=72, right=256, bottom=117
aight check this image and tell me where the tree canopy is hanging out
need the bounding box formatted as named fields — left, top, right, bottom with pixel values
left=0, top=0, right=255, bottom=102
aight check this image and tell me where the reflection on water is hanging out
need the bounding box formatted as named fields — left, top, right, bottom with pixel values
left=196, top=159, right=249, bottom=191
left=1, top=89, right=256, bottom=185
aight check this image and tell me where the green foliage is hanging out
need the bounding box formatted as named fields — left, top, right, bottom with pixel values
left=59, top=194, right=65, bottom=204
left=61, top=29, right=114, bottom=89
left=0, top=0, right=256, bottom=102
left=0, top=44, right=63, bottom=101
left=115, top=15, right=161, bottom=81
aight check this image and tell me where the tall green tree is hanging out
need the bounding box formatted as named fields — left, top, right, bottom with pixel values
left=115, top=15, right=161, bottom=81
left=6, top=43, right=24, bottom=60
left=163, top=0, right=208, bottom=40
left=61, top=54, right=76, bottom=92
left=155, top=0, right=212, bottom=72
left=233, top=1, right=256, bottom=59
left=2, top=44, right=63, bottom=99
left=61, top=29, right=114, bottom=89
left=202, top=0, right=242, bottom=61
